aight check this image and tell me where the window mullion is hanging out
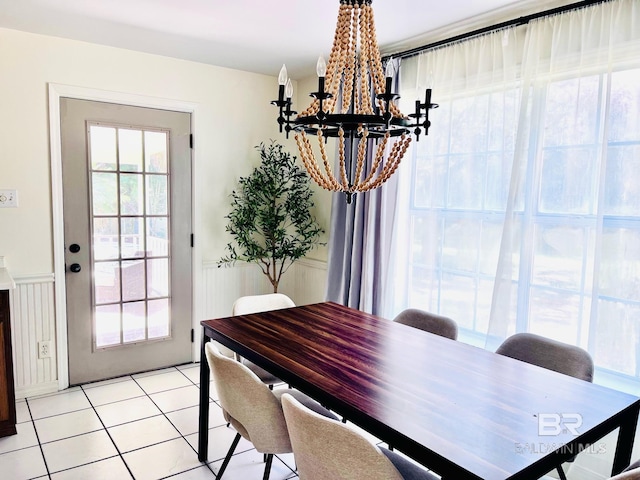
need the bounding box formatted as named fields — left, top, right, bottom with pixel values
left=514, top=83, right=546, bottom=334
left=586, top=70, right=612, bottom=355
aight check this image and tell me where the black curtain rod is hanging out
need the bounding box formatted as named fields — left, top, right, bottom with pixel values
left=383, top=0, right=610, bottom=62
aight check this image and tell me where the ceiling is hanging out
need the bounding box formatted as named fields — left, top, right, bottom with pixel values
left=0, top=0, right=575, bottom=78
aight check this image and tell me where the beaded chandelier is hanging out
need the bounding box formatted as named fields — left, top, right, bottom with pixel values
left=272, top=0, right=437, bottom=203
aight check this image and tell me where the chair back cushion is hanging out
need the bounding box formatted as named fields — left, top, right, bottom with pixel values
left=610, top=467, right=640, bottom=480
left=232, top=293, right=295, bottom=315
left=215, top=293, right=296, bottom=360
left=495, top=333, right=594, bottom=382
left=204, top=342, right=291, bottom=453
left=281, top=393, right=404, bottom=480
left=393, top=309, right=458, bottom=340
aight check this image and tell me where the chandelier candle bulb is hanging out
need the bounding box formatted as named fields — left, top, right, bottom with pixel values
left=272, top=64, right=297, bottom=135
left=277, top=64, right=288, bottom=103
left=271, top=0, right=438, bottom=203
left=317, top=56, right=327, bottom=95
left=316, top=56, right=327, bottom=77
left=285, top=79, right=293, bottom=99
left=278, top=64, right=288, bottom=85
left=385, top=59, right=394, bottom=95
left=385, top=59, right=394, bottom=78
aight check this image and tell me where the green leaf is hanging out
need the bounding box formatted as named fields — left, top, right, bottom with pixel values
left=218, top=141, right=325, bottom=291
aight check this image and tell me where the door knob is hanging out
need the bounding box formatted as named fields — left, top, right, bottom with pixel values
left=69, top=263, right=82, bottom=273
left=69, top=244, right=81, bottom=253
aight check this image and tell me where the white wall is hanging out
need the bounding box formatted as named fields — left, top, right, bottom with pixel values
left=0, top=27, right=288, bottom=273
left=290, top=73, right=334, bottom=261
left=0, top=27, right=330, bottom=396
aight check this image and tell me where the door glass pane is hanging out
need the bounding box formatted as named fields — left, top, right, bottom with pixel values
left=121, top=260, right=146, bottom=302
left=148, top=258, right=169, bottom=298
left=121, top=217, right=145, bottom=258
left=123, top=301, right=146, bottom=343
left=147, top=175, right=168, bottom=215
left=96, top=304, right=120, bottom=347
left=88, top=125, right=172, bottom=349
left=119, top=128, right=143, bottom=172
left=148, top=299, right=169, bottom=339
left=92, top=172, right=118, bottom=215
left=93, top=217, right=119, bottom=260
left=94, top=261, right=120, bottom=304
left=147, top=217, right=168, bottom=256
left=121, top=174, right=143, bottom=215
left=89, top=126, right=117, bottom=171
left=145, top=131, right=168, bottom=173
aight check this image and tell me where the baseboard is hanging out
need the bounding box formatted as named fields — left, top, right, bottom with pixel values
left=15, top=381, right=60, bottom=400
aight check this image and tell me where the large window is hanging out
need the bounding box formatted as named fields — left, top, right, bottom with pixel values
left=397, top=66, right=640, bottom=382
left=402, top=84, right=520, bottom=336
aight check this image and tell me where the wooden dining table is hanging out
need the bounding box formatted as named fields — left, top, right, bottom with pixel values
left=198, top=302, right=639, bottom=479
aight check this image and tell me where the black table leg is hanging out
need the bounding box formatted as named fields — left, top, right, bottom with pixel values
left=612, top=404, right=639, bottom=475
left=198, top=330, right=211, bottom=462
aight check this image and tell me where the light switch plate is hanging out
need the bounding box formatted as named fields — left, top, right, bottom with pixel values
left=0, top=189, right=18, bottom=208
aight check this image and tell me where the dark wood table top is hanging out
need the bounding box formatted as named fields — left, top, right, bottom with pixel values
left=200, top=301, right=639, bottom=480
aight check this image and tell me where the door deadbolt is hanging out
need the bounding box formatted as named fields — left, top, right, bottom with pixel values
left=69, top=244, right=81, bottom=253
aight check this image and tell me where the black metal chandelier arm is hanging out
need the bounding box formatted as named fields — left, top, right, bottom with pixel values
left=407, top=88, right=439, bottom=140
left=271, top=97, right=298, bottom=138
left=270, top=0, right=438, bottom=202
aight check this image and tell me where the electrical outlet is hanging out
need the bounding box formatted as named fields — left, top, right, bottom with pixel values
left=38, top=340, right=52, bottom=359
left=0, top=189, right=18, bottom=208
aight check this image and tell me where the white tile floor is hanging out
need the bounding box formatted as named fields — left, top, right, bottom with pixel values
left=0, top=364, right=305, bottom=480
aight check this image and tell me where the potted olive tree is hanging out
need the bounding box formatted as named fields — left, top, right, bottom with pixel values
left=218, top=141, right=324, bottom=293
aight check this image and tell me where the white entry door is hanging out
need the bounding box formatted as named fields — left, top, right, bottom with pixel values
left=60, top=98, right=193, bottom=385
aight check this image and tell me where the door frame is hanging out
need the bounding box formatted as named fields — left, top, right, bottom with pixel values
left=48, top=83, right=200, bottom=390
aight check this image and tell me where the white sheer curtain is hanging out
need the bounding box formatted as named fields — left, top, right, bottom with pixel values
left=389, top=0, right=640, bottom=386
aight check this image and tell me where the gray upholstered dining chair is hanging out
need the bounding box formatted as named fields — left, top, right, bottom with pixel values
left=230, top=293, right=296, bottom=387
left=611, top=460, right=640, bottom=479
left=281, top=393, right=439, bottom=480
left=204, top=342, right=336, bottom=480
left=495, top=332, right=595, bottom=480
left=611, top=465, right=640, bottom=480
left=495, top=332, right=594, bottom=382
left=393, top=308, right=458, bottom=340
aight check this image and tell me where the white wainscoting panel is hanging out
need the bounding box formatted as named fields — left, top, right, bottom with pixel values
left=198, top=259, right=328, bottom=360
left=282, top=258, right=328, bottom=307
left=201, top=258, right=328, bottom=320
left=10, top=275, right=58, bottom=399
left=8, top=260, right=327, bottom=395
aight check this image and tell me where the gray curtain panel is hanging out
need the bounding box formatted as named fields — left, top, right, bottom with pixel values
left=325, top=58, right=402, bottom=315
